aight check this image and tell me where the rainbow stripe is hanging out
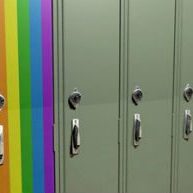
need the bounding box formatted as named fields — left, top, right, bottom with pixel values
left=0, top=0, right=54, bottom=193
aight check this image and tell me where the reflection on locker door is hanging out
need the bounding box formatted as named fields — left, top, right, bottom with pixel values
left=60, top=0, right=119, bottom=192
left=0, top=1, right=55, bottom=193
left=177, top=0, right=193, bottom=192
left=125, top=0, right=175, bottom=192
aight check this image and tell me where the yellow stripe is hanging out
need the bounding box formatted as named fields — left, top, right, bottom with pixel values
left=4, top=2, right=22, bottom=193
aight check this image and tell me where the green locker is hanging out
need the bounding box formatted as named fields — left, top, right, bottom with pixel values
left=174, top=0, right=193, bottom=192
left=124, top=0, right=175, bottom=192
left=54, top=0, right=120, bottom=192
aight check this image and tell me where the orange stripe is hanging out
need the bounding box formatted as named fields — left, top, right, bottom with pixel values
left=0, top=0, right=10, bottom=193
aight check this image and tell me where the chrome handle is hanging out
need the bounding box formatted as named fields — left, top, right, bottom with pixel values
left=133, top=114, right=142, bottom=147
left=0, top=125, right=4, bottom=165
left=184, top=110, right=192, bottom=140
left=72, top=125, right=80, bottom=149
left=71, top=119, right=80, bottom=156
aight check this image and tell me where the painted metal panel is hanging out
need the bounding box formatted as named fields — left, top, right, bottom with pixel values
left=0, top=2, right=10, bottom=192
left=176, top=0, right=193, bottom=192
left=126, top=0, right=175, bottom=192
left=0, top=1, right=55, bottom=193
left=61, top=0, right=120, bottom=192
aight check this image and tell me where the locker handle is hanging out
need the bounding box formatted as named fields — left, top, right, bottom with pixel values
left=133, top=114, right=142, bottom=147
left=72, top=125, right=80, bottom=149
left=71, top=119, right=80, bottom=156
left=184, top=110, right=192, bottom=140
left=0, top=125, right=4, bottom=165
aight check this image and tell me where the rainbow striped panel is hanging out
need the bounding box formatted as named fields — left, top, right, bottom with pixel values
left=0, top=0, right=55, bottom=193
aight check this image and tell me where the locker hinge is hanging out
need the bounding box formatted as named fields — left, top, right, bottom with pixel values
left=53, top=124, right=57, bottom=153
left=118, top=118, right=121, bottom=144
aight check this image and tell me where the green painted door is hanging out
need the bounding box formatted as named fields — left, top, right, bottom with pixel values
left=176, top=0, right=193, bottom=192
left=126, top=0, right=175, bottom=192
left=62, top=0, right=119, bottom=192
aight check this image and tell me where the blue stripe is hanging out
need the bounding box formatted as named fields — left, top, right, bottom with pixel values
left=29, top=0, right=45, bottom=192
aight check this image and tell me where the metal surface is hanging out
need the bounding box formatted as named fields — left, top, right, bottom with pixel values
left=0, top=1, right=55, bottom=192
left=54, top=0, right=120, bottom=192
left=175, top=0, right=193, bottom=192
left=53, top=0, right=193, bottom=192
left=53, top=0, right=62, bottom=192
left=125, top=0, right=175, bottom=192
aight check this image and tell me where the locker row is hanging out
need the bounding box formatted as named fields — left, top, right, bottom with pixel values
left=53, top=0, right=193, bottom=192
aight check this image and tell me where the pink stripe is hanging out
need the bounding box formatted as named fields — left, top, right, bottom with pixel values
left=42, top=0, right=54, bottom=192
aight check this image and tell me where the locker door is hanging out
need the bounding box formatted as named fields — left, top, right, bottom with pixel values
left=61, top=0, right=119, bottom=192
left=125, top=0, right=175, bottom=192
left=177, top=0, right=193, bottom=192
left=0, top=1, right=55, bottom=193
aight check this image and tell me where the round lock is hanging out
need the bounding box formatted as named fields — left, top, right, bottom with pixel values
left=68, top=89, right=82, bottom=110
left=132, top=87, right=143, bottom=105
left=0, top=95, right=5, bottom=111
left=184, top=84, right=193, bottom=102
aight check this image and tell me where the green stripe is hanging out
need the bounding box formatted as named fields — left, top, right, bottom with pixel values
left=17, top=0, right=33, bottom=192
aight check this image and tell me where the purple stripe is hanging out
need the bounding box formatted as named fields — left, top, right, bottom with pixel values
left=42, top=0, right=54, bottom=192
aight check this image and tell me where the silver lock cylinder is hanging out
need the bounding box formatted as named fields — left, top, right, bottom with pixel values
left=0, top=95, right=5, bottom=111
left=68, top=89, right=82, bottom=110
left=132, top=86, right=143, bottom=105
left=184, top=84, right=193, bottom=102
